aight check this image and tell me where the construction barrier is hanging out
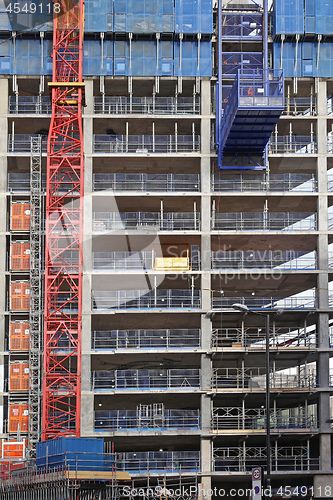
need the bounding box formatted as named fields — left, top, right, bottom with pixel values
left=10, top=322, right=30, bottom=351
left=10, top=241, right=30, bottom=270
left=8, top=404, right=29, bottom=433
left=9, top=362, right=29, bottom=391
left=10, top=202, right=30, bottom=231
left=10, top=281, right=30, bottom=311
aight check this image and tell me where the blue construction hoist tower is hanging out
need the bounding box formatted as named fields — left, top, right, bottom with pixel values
left=216, top=0, right=284, bottom=170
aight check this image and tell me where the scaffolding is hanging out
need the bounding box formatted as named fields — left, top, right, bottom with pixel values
left=28, top=136, right=43, bottom=458
left=0, top=459, right=200, bottom=500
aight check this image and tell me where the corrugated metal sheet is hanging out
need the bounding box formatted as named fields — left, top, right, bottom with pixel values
left=36, top=437, right=106, bottom=471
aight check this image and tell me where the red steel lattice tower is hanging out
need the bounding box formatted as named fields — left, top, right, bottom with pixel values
left=42, top=0, right=84, bottom=439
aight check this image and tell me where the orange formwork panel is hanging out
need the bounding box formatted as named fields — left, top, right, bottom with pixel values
left=10, top=242, right=30, bottom=271
left=10, top=282, right=30, bottom=311
left=8, top=405, right=29, bottom=433
left=10, top=322, right=29, bottom=351
left=9, top=362, right=29, bottom=391
left=2, top=440, right=26, bottom=459
left=10, top=202, right=30, bottom=231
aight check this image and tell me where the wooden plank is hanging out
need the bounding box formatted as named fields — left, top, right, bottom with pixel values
left=66, top=471, right=131, bottom=481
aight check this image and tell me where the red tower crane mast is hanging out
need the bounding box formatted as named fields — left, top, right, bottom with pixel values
left=42, top=0, right=85, bottom=440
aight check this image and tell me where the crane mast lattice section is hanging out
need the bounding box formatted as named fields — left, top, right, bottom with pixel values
left=42, top=0, right=84, bottom=440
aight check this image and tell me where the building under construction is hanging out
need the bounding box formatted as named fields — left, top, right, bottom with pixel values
left=0, top=0, right=333, bottom=498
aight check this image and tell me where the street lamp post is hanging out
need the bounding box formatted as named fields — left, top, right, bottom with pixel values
left=232, top=304, right=271, bottom=495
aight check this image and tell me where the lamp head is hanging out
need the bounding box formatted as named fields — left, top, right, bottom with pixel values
left=232, top=303, right=250, bottom=313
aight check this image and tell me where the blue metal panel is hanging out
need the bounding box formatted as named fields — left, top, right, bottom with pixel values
left=127, top=0, right=163, bottom=33
left=15, top=39, right=42, bottom=75
left=36, top=437, right=106, bottom=471
left=43, top=39, right=53, bottom=75
left=175, top=0, right=213, bottom=34
left=162, top=0, right=174, bottom=32
left=273, top=42, right=301, bottom=78
left=85, top=0, right=109, bottom=32
left=221, top=52, right=263, bottom=77
left=302, top=42, right=314, bottom=77
left=131, top=40, right=156, bottom=75
left=305, top=16, right=316, bottom=34
left=0, top=12, right=10, bottom=31
left=273, top=0, right=304, bottom=36
left=0, top=38, right=11, bottom=74
left=82, top=40, right=113, bottom=76
left=315, top=16, right=333, bottom=35
left=114, top=0, right=126, bottom=31
left=158, top=40, right=174, bottom=75
left=317, top=43, right=333, bottom=77
left=83, top=39, right=101, bottom=76
left=174, top=40, right=211, bottom=76
left=114, top=0, right=174, bottom=33
left=114, top=40, right=127, bottom=75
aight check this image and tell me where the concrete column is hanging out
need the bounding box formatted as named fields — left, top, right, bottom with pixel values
left=0, top=79, right=8, bottom=436
left=200, top=79, right=212, bottom=492
left=200, top=78, right=212, bottom=311
left=200, top=437, right=212, bottom=497
left=315, top=79, right=331, bottom=474
left=81, top=79, right=94, bottom=435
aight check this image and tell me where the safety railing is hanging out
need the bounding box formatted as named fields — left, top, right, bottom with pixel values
left=7, top=173, right=47, bottom=192
left=117, top=451, right=200, bottom=473
left=94, top=96, right=201, bottom=115
left=92, top=289, right=201, bottom=310
left=95, top=409, right=200, bottom=431
left=211, top=326, right=317, bottom=349
left=212, top=212, right=316, bottom=231
left=29, top=450, right=200, bottom=474
left=91, top=329, right=201, bottom=350
left=212, top=368, right=317, bottom=389
left=268, top=136, right=317, bottom=154
left=211, top=250, right=316, bottom=270
left=93, top=251, right=199, bottom=271
left=91, top=328, right=201, bottom=351
left=93, top=135, right=200, bottom=153
left=212, top=407, right=317, bottom=430
left=213, top=447, right=318, bottom=472
left=91, top=369, right=200, bottom=391
left=93, top=212, right=200, bottom=231
left=93, top=251, right=153, bottom=270
left=8, top=135, right=48, bottom=153
left=212, top=173, right=317, bottom=192
left=8, top=96, right=51, bottom=114
left=93, top=173, right=201, bottom=192
left=282, top=97, right=317, bottom=116
left=211, top=294, right=317, bottom=310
